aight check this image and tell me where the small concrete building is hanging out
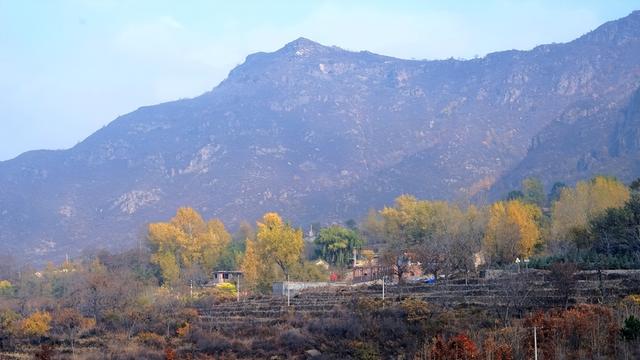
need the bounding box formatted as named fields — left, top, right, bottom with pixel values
left=211, top=270, right=243, bottom=285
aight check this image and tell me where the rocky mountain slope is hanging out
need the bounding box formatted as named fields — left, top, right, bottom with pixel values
left=2, top=11, right=640, bottom=262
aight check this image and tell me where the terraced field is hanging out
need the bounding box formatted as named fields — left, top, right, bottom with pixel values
left=197, top=270, right=640, bottom=329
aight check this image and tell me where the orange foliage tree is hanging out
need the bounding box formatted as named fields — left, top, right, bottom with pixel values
left=430, top=333, right=479, bottom=360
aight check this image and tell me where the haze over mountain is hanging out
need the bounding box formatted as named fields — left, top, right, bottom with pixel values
left=2, top=11, right=640, bottom=262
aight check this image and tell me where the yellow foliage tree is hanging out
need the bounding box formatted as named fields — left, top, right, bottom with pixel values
left=148, top=207, right=231, bottom=284
left=240, top=239, right=260, bottom=291
left=483, top=200, right=541, bottom=264
left=201, top=219, right=232, bottom=271
left=361, top=249, right=375, bottom=266
left=153, top=251, right=180, bottom=285
left=255, top=212, right=303, bottom=278
left=551, top=176, right=630, bottom=247
left=19, top=311, right=51, bottom=338
left=379, top=195, right=486, bottom=278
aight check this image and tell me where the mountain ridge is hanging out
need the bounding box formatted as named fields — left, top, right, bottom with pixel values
left=2, top=11, right=640, bottom=262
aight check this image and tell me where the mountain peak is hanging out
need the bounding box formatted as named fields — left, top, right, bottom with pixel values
left=279, top=37, right=331, bottom=56
left=285, top=37, right=321, bottom=47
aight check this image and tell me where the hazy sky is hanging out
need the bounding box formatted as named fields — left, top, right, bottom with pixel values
left=0, top=1, right=638, bottom=161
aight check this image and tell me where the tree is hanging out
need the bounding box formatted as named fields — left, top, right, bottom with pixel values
left=315, top=226, right=363, bottom=267
left=483, top=200, right=541, bottom=264
left=380, top=195, right=437, bottom=280
left=630, top=178, right=640, bottom=193
left=380, top=195, right=486, bottom=279
left=548, top=181, right=566, bottom=204
left=201, top=219, right=232, bottom=271
left=522, top=177, right=546, bottom=207
left=380, top=196, right=442, bottom=273
left=154, top=251, right=180, bottom=286
left=587, top=193, right=640, bottom=259
left=0, top=309, right=20, bottom=349
left=255, top=212, right=303, bottom=278
left=289, top=261, right=329, bottom=281
left=345, top=219, right=358, bottom=231
left=430, top=333, right=479, bottom=360
left=361, top=209, right=386, bottom=244
left=361, top=249, right=375, bottom=267
left=148, top=207, right=231, bottom=285
left=448, top=205, right=486, bottom=277
left=19, top=311, right=51, bottom=338
left=551, top=176, right=630, bottom=251
left=506, top=190, right=524, bottom=201
left=52, top=308, right=95, bottom=356
left=548, top=262, right=578, bottom=309
left=233, top=220, right=255, bottom=243
left=240, top=239, right=260, bottom=291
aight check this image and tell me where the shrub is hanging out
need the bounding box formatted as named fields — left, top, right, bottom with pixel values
left=19, top=311, right=51, bottom=338
left=251, top=336, right=278, bottom=355
left=624, top=294, right=640, bottom=306
left=430, top=334, right=478, bottom=360
left=34, top=344, right=54, bottom=360
left=108, top=344, right=164, bottom=360
left=524, top=305, right=617, bottom=358
left=401, top=298, right=431, bottom=323
left=216, top=282, right=237, bottom=295
left=136, top=331, right=166, bottom=348
left=0, top=308, right=20, bottom=335
left=0, top=280, right=13, bottom=296
left=307, top=313, right=362, bottom=340
left=190, top=329, right=232, bottom=354
left=176, top=322, right=190, bottom=337
left=208, top=282, right=237, bottom=302
left=352, top=340, right=380, bottom=360
left=279, top=328, right=308, bottom=352
left=622, top=315, right=640, bottom=341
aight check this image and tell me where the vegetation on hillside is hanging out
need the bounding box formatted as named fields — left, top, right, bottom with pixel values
left=1, top=175, right=640, bottom=357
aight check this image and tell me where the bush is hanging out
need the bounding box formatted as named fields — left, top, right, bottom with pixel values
left=352, top=341, right=380, bottom=360
left=108, top=345, right=165, bottom=360
left=34, top=344, right=55, bottom=360
left=251, top=337, right=278, bottom=355
left=307, top=313, right=362, bottom=340
left=622, top=315, right=640, bottom=341
left=19, top=311, right=51, bottom=338
left=0, top=308, right=20, bottom=334
left=190, top=329, right=232, bottom=354
left=216, top=282, right=237, bottom=295
left=0, top=280, right=14, bottom=296
left=208, top=282, right=237, bottom=302
left=279, top=328, right=308, bottom=352
left=136, top=331, right=166, bottom=348
left=430, top=333, right=479, bottom=360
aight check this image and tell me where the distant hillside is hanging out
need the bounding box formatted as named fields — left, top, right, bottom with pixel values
left=2, top=11, right=640, bottom=262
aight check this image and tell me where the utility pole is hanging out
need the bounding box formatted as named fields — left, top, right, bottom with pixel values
left=382, top=275, right=386, bottom=301
left=534, top=326, right=538, bottom=360
left=190, top=279, right=193, bottom=298
left=236, top=276, right=240, bottom=302
left=287, top=274, right=290, bottom=307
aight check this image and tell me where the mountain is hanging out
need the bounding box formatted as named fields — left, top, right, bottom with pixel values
left=2, top=12, right=640, bottom=262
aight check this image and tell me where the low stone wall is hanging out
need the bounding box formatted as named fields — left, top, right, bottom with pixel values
left=272, top=281, right=346, bottom=296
